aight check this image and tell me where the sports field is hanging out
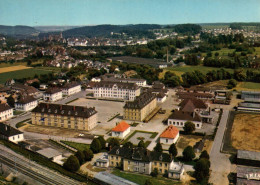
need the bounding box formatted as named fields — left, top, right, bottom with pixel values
left=0, top=68, right=51, bottom=84
left=0, top=65, right=32, bottom=73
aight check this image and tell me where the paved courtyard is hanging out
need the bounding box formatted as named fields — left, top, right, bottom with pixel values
left=127, top=132, right=154, bottom=145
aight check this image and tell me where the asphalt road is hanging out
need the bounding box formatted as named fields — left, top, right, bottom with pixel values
left=209, top=110, right=231, bottom=185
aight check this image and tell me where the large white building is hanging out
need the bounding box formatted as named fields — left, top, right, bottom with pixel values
left=62, top=82, right=81, bottom=96
left=103, top=77, right=147, bottom=87
left=93, top=82, right=140, bottom=101
left=167, top=110, right=202, bottom=129
left=0, top=104, right=13, bottom=122
left=15, top=96, right=38, bottom=111
left=43, top=88, right=63, bottom=102
left=0, top=122, right=24, bottom=143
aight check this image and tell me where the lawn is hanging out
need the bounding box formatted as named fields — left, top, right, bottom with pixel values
left=236, top=82, right=260, bottom=91
left=61, top=141, right=90, bottom=151
left=231, top=113, right=260, bottom=152
left=0, top=68, right=51, bottom=84
left=0, top=65, right=31, bottom=73
left=112, top=169, right=181, bottom=185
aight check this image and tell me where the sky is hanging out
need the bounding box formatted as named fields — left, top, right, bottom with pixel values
left=0, top=0, right=260, bottom=26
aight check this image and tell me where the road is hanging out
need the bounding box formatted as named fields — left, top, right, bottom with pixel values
left=0, top=145, right=80, bottom=185
left=209, top=110, right=231, bottom=185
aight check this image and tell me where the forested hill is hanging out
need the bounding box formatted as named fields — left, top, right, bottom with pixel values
left=62, top=24, right=161, bottom=38
left=0, top=25, right=38, bottom=36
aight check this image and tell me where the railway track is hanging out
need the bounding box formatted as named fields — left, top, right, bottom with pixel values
left=0, top=153, right=79, bottom=185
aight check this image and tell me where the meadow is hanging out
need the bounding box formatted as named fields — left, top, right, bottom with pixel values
left=0, top=68, right=51, bottom=84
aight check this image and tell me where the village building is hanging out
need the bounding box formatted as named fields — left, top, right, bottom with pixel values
left=15, top=96, right=38, bottom=111
left=93, top=81, right=140, bottom=101
left=167, top=110, right=202, bottom=129
left=43, top=88, right=63, bottom=102
left=238, top=91, right=260, bottom=112
left=62, top=82, right=81, bottom=96
left=0, top=104, right=13, bottom=122
left=31, top=103, right=97, bottom=131
left=176, top=91, right=214, bottom=100
left=160, top=125, right=180, bottom=145
left=237, top=150, right=260, bottom=168
left=0, top=122, right=24, bottom=143
left=108, top=146, right=184, bottom=179
left=123, top=92, right=157, bottom=121
left=237, top=166, right=260, bottom=185
left=111, top=121, right=130, bottom=139
left=103, top=77, right=147, bottom=87
left=36, top=148, right=64, bottom=165
left=96, top=153, right=109, bottom=168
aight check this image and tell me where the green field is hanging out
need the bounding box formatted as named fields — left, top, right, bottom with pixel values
left=236, top=82, right=260, bottom=91
left=112, top=169, right=181, bottom=185
left=61, top=141, right=90, bottom=151
left=0, top=68, right=51, bottom=84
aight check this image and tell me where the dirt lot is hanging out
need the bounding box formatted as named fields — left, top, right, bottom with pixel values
left=0, top=65, right=31, bottom=73
left=21, top=124, right=90, bottom=138
left=231, top=113, right=260, bottom=152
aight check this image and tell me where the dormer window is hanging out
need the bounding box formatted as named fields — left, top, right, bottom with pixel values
left=68, top=111, right=71, bottom=115
left=48, top=109, right=51, bottom=113
left=75, top=112, right=78, bottom=115
left=41, top=108, right=45, bottom=112
left=61, top=110, right=64, bottom=114
left=159, top=155, right=163, bottom=161
left=116, top=149, right=119, bottom=155
left=55, top=109, right=57, bottom=113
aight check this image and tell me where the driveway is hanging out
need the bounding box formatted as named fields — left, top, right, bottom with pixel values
left=209, top=110, right=231, bottom=185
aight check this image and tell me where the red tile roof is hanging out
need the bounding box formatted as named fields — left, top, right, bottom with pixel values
left=160, top=125, right=179, bottom=139
left=112, top=121, right=130, bottom=132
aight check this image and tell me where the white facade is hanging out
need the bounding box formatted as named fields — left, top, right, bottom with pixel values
left=94, top=84, right=140, bottom=101
left=15, top=100, right=38, bottom=111
left=160, top=132, right=179, bottom=145
left=96, top=153, right=109, bottom=168
left=91, top=77, right=101, bottom=82
left=62, top=85, right=81, bottom=96
left=0, top=108, right=13, bottom=122
left=111, top=127, right=130, bottom=139
left=43, top=91, right=62, bottom=102
left=157, top=95, right=167, bottom=103
left=8, top=133, right=24, bottom=143
left=119, top=79, right=147, bottom=87
left=168, top=119, right=202, bottom=129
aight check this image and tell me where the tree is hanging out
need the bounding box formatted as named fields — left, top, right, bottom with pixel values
left=150, top=168, right=158, bottom=177
left=75, top=150, right=85, bottom=165
left=153, top=142, right=163, bottom=153
left=83, top=148, right=93, bottom=161
left=31, top=81, right=40, bottom=88
left=199, top=150, right=210, bottom=160
left=63, top=155, right=80, bottom=172
left=227, top=79, right=237, bottom=89
left=182, top=146, right=195, bottom=161
left=108, top=138, right=120, bottom=149
left=7, top=95, right=15, bottom=107
left=169, top=143, right=178, bottom=157
left=123, top=141, right=133, bottom=149
left=184, top=121, right=195, bottom=134
left=98, top=136, right=106, bottom=149
left=144, top=179, right=153, bottom=185
left=90, top=138, right=101, bottom=153
left=138, top=140, right=145, bottom=148
left=194, top=158, right=210, bottom=183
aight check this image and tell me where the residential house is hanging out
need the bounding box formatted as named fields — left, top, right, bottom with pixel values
left=160, top=125, right=179, bottom=145
left=0, top=104, right=13, bottom=122
left=36, top=148, right=64, bottom=165
left=167, top=110, right=202, bottom=129
left=31, top=103, right=97, bottom=131
left=111, top=121, right=130, bottom=139
left=123, top=92, right=157, bottom=122
left=15, top=96, right=38, bottom=111
left=0, top=122, right=24, bottom=143
left=43, top=88, right=62, bottom=102
left=96, top=153, right=109, bottom=168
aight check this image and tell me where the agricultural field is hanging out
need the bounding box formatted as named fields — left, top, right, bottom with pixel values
left=231, top=113, right=260, bottom=152
left=0, top=65, right=31, bottom=73
left=236, top=82, right=260, bottom=91
left=0, top=68, right=51, bottom=84
left=201, top=24, right=229, bottom=30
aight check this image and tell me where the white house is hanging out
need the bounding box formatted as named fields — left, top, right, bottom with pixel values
left=96, top=153, right=109, bottom=168
left=43, top=88, right=63, bottom=102
left=62, top=82, right=81, bottom=96
left=111, top=121, right=130, bottom=139
left=168, top=162, right=185, bottom=180
left=0, top=122, right=24, bottom=143
left=0, top=104, right=13, bottom=122
left=167, top=110, right=202, bottom=129
left=156, top=92, right=167, bottom=103
left=160, top=125, right=180, bottom=145
left=93, top=82, right=140, bottom=101
left=15, top=96, right=38, bottom=111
